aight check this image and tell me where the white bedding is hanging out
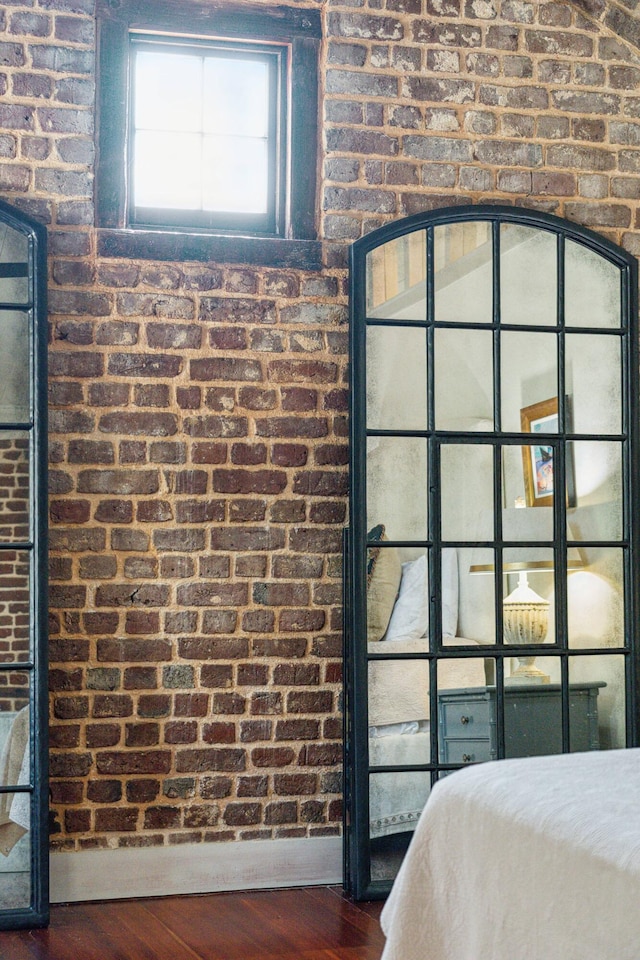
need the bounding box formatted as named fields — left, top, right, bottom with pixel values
left=380, top=748, right=640, bottom=960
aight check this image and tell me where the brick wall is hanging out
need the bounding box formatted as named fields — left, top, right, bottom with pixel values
left=0, top=0, right=639, bottom=852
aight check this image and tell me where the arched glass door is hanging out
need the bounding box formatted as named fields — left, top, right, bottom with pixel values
left=0, top=200, right=48, bottom=929
left=345, top=205, right=639, bottom=899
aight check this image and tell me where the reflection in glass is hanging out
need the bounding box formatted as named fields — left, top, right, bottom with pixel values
left=366, top=325, right=427, bottom=431
left=569, top=441, right=622, bottom=541
left=0, top=699, right=31, bottom=910
left=0, top=551, right=30, bottom=665
left=0, top=437, right=30, bottom=543
left=502, top=449, right=554, bottom=537
left=0, top=223, right=28, bottom=305
left=434, top=220, right=493, bottom=324
left=367, top=436, right=427, bottom=541
left=503, top=547, right=555, bottom=663
left=369, top=772, right=430, bottom=882
left=568, top=548, right=624, bottom=649
left=434, top=329, right=493, bottom=430
left=565, top=239, right=621, bottom=329
left=500, top=331, right=557, bottom=433
left=569, top=654, right=625, bottom=749
left=505, top=656, right=562, bottom=756
left=501, top=224, right=557, bottom=326
left=0, top=316, right=29, bottom=423
left=459, top=549, right=495, bottom=644
left=441, top=444, right=493, bottom=541
left=566, top=334, right=621, bottom=435
left=438, top=670, right=494, bottom=767
left=366, top=232, right=427, bottom=321
left=366, top=546, right=429, bottom=646
left=369, top=660, right=430, bottom=762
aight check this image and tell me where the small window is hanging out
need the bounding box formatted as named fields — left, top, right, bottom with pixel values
left=96, top=0, right=320, bottom=255
left=130, top=35, right=286, bottom=235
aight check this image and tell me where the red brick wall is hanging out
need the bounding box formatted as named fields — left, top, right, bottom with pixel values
left=0, top=0, right=639, bottom=851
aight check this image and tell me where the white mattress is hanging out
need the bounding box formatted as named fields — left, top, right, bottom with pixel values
left=381, top=748, right=640, bottom=960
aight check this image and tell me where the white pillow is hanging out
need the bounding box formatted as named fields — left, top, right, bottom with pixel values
left=384, top=549, right=458, bottom=642
left=385, top=555, right=429, bottom=641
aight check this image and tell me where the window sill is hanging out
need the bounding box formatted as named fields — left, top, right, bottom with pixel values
left=96, top=228, right=323, bottom=271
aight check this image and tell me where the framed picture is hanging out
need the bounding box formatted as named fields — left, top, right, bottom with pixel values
left=520, top=397, right=576, bottom=508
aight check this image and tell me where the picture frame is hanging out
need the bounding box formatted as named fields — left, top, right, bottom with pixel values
left=520, top=397, right=576, bottom=508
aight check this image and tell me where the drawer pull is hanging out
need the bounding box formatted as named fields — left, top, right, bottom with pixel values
left=460, top=715, right=470, bottom=725
left=462, top=754, right=473, bottom=763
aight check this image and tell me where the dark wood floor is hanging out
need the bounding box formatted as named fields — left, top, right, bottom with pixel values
left=1, top=886, right=386, bottom=960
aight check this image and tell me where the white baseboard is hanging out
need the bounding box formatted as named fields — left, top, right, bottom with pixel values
left=50, top=835, right=343, bottom=903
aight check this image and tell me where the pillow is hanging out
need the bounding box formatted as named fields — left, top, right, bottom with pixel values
left=384, top=548, right=459, bottom=642
left=367, top=528, right=401, bottom=642
left=385, top=554, right=429, bottom=642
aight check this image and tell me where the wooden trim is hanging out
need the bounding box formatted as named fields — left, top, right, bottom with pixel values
left=50, top=836, right=342, bottom=903
left=97, top=229, right=323, bottom=269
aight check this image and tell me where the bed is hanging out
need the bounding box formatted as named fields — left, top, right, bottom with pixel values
left=379, top=747, right=640, bottom=960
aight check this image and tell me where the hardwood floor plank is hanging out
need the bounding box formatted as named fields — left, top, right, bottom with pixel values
left=0, top=886, right=386, bottom=960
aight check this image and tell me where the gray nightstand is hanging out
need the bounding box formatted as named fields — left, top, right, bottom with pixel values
left=438, top=682, right=605, bottom=765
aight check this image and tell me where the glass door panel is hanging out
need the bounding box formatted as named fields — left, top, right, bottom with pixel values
left=565, top=239, right=622, bottom=328
left=434, top=220, right=493, bottom=325
left=0, top=200, right=47, bottom=931
left=500, top=223, right=557, bottom=326
left=366, top=232, right=427, bottom=321
left=366, top=325, right=427, bottom=431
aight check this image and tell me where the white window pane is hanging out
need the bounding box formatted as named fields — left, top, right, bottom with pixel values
left=135, top=51, right=203, bottom=132
left=203, top=58, right=269, bottom=137
left=202, top=135, right=268, bottom=214
left=134, top=131, right=202, bottom=209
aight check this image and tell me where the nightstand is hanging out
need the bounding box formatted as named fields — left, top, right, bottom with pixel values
left=438, top=682, right=605, bottom=765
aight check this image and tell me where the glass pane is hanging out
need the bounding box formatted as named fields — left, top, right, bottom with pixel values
left=366, top=325, right=427, bottom=431
left=434, top=329, right=493, bottom=430
left=135, top=51, right=203, bottom=132
left=501, top=333, right=558, bottom=432
left=202, top=135, right=268, bottom=214
left=203, top=57, right=269, bottom=137
left=369, top=656, right=430, bottom=732
left=567, top=334, right=621, bottom=435
left=569, top=654, right=626, bottom=749
left=503, top=546, right=555, bottom=647
left=568, top=548, right=624, bottom=649
left=0, top=316, right=29, bottom=423
left=0, top=224, right=28, bottom=304
left=366, top=232, right=427, bottom=321
left=0, top=700, right=31, bottom=909
left=461, top=549, right=496, bottom=644
left=502, top=462, right=554, bottom=536
left=0, top=435, right=30, bottom=543
left=520, top=439, right=556, bottom=509
left=441, top=444, right=493, bottom=541
left=504, top=656, right=562, bottom=755
left=366, top=546, right=428, bottom=646
left=0, top=551, right=30, bottom=664
left=570, top=441, right=623, bottom=541
left=438, top=673, right=494, bottom=766
left=500, top=224, right=557, bottom=326
left=369, top=772, right=431, bottom=881
left=367, top=437, right=427, bottom=542
left=434, top=220, right=493, bottom=324
left=134, top=131, right=203, bottom=209
left=565, top=240, right=621, bottom=329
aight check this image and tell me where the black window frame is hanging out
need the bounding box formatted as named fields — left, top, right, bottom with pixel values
left=344, top=204, right=640, bottom=901
left=95, top=0, right=321, bottom=268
